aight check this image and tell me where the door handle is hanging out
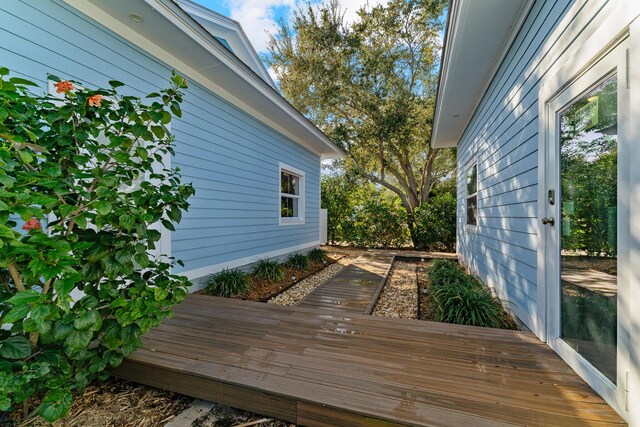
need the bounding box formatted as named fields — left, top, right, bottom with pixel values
left=542, top=217, right=555, bottom=226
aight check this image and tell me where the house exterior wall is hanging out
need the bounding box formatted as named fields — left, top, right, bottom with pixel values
left=1, top=0, right=321, bottom=285
left=456, top=1, right=640, bottom=422
left=456, top=0, right=575, bottom=329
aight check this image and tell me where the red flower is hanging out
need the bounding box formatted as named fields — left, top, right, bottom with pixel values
left=54, top=80, right=74, bottom=94
left=88, top=94, right=104, bottom=107
left=22, top=217, right=42, bottom=231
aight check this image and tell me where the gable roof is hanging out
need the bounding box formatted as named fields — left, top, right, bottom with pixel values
left=174, top=0, right=276, bottom=88
left=62, top=0, right=344, bottom=159
left=431, top=0, right=533, bottom=148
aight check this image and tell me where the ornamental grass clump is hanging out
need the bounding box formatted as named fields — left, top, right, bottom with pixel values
left=285, top=253, right=310, bottom=270
left=0, top=69, right=194, bottom=422
left=205, top=268, right=249, bottom=297
left=427, top=260, right=513, bottom=329
left=252, top=258, right=285, bottom=282
left=307, top=248, right=327, bottom=262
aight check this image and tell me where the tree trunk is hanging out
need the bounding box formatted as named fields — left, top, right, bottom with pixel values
left=405, top=206, right=419, bottom=249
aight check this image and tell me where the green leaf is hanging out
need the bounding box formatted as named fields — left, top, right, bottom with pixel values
left=0, top=174, right=14, bottom=188
left=0, top=336, right=31, bottom=359
left=0, top=67, right=9, bottom=76
left=0, top=224, right=17, bottom=239
left=161, top=219, right=175, bottom=231
left=54, top=278, right=75, bottom=297
left=170, top=103, right=182, bottom=118
left=64, top=329, right=93, bottom=352
left=73, top=310, right=102, bottom=331
left=0, top=200, right=9, bottom=211
left=94, top=200, right=112, bottom=216
left=3, top=305, right=30, bottom=324
left=109, top=80, right=125, bottom=88
left=9, top=77, right=38, bottom=86
left=30, top=305, right=50, bottom=323
left=150, top=125, right=165, bottom=140
left=39, top=389, right=73, bottom=422
left=0, top=107, right=8, bottom=123
left=7, top=290, right=40, bottom=306
left=52, top=322, right=74, bottom=341
left=18, top=149, right=33, bottom=164
left=134, top=253, right=149, bottom=269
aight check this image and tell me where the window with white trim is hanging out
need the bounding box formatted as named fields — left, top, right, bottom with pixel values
left=466, top=163, right=478, bottom=227
left=279, top=164, right=304, bottom=224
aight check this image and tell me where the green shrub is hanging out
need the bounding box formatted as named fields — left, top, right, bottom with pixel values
left=285, top=253, right=310, bottom=270
left=427, top=260, right=512, bottom=329
left=307, top=248, right=327, bottom=262
left=413, top=192, right=457, bottom=252
left=252, top=259, right=284, bottom=282
left=205, top=269, right=249, bottom=297
left=0, top=71, right=193, bottom=421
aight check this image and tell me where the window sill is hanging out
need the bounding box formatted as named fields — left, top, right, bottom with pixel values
left=280, top=218, right=305, bottom=226
left=465, top=224, right=478, bottom=233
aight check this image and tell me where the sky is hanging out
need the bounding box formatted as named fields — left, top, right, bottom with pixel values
left=192, top=0, right=390, bottom=55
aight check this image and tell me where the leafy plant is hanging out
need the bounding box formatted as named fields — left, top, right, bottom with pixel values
left=307, top=248, right=327, bottom=262
left=427, top=260, right=513, bottom=329
left=252, top=259, right=284, bottom=282
left=414, top=192, right=457, bottom=252
left=285, top=253, right=310, bottom=270
left=0, top=69, right=194, bottom=421
left=205, top=269, right=249, bottom=297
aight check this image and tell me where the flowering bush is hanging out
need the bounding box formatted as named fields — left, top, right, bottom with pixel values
left=0, top=68, right=194, bottom=421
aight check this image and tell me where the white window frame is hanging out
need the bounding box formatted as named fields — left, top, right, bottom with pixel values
left=279, top=162, right=305, bottom=226
left=465, top=159, right=478, bottom=230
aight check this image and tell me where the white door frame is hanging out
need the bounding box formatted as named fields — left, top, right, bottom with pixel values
left=541, top=39, right=630, bottom=418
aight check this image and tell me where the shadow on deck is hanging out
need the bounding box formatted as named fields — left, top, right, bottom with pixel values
left=113, top=295, right=624, bottom=426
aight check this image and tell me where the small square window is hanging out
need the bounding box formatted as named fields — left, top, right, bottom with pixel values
left=466, top=164, right=478, bottom=227
left=279, top=164, right=304, bottom=225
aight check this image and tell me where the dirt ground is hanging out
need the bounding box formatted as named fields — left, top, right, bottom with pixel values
left=7, top=379, right=192, bottom=427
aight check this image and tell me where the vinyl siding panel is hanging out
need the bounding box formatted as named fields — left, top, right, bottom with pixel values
left=456, top=0, right=609, bottom=329
left=2, top=0, right=321, bottom=279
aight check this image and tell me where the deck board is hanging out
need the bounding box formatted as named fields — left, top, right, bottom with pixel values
left=114, top=295, right=625, bottom=426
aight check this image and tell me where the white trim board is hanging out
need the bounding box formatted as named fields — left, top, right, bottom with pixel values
left=181, top=240, right=320, bottom=284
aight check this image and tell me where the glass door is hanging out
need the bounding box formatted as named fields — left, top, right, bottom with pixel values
left=558, top=74, right=618, bottom=383
left=544, top=40, right=630, bottom=416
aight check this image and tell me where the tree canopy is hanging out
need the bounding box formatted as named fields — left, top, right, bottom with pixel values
left=267, top=0, right=454, bottom=244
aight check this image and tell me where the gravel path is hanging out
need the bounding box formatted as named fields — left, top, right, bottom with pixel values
left=372, top=261, right=418, bottom=319
left=268, top=253, right=361, bottom=306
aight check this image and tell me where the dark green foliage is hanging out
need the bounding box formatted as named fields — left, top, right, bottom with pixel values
left=307, top=248, right=327, bottom=262
left=252, top=259, right=285, bottom=282
left=205, top=269, right=249, bottom=297
left=427, top=260, right=513, bottom=329
left=413, top=192, right=456, bottom=252
left=285, top=254, right=310, bottom=270
left=0, top=70, right=193, bottom=421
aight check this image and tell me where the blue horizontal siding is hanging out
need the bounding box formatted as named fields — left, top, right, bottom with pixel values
left=455, top=0, right=608, bottom=330
left=2, top=0, right=321, bottom=277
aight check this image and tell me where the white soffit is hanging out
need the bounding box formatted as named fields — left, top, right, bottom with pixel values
left=431, top=0, right=534, bottom=148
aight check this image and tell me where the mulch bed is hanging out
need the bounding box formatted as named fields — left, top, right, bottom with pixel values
left=6, top=379, right=192, bottom=427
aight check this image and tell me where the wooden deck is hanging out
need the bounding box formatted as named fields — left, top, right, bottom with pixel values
left=113, top=295, right=624, bottom=426
left=296, top=251, right=394, bottom=314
